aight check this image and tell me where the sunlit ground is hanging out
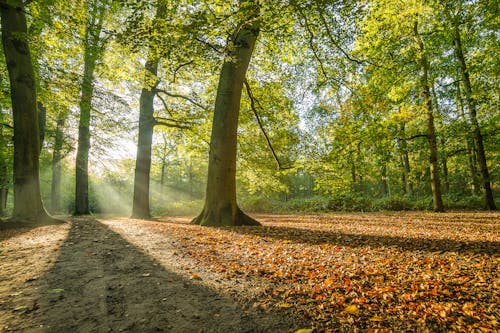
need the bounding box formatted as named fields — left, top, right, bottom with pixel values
left=1, top=212, right=498, bottom=332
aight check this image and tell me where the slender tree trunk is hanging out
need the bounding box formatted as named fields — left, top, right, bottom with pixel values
left=75, top=52, right=96, bottom=215
left=38, top=102, right=46, bottom=153
left=456, top=80, right=480, bottom=194
left=74, top=3, right=105, bottom=215
left=131, top=3, right=166, bottom=219
left=442, top=156, right=449, bottom=193
left=0, top=161, right=8, bottom=216
left=51, top=112, right=66, bottom=213
left=413, top=21, right=444, bottom=212
left=131, top=59, right=159, bottom=219
left=380, top=163, right=388, bottom=197
left=399, top=123, right=413, bottom=196
left=1, top=1, right=54, bottom=223
left=452, top=19, right=496, bottom=209
left=350, top=157, right=357, bottom=192
left=192, top=0, right=261, bottom=226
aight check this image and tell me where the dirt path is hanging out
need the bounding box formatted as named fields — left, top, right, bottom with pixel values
left=1, top=218, right=303, bottom=333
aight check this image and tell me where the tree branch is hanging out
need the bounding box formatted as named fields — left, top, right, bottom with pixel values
left=244, top=79, right=293, bottom=170
left=172, top=60, right=194, bottom=83
left=155, top=88, right=208, bottom=112
left=0, top=123, right=14, bottom=130
left=194, top=37, right=224, bottom=54
left=398, top=134, right=429, bottom=141
left=154, top=117, right=191, bottom=129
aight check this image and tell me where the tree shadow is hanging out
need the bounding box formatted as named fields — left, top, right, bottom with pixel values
left=230, top=225, right=500, bottom=255
left=0, top=217, right=67, bottom=241
left=34, top=218, right=304, bottom=333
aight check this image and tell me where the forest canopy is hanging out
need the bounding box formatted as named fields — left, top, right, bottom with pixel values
left=0, top=0, right=498, bottom=222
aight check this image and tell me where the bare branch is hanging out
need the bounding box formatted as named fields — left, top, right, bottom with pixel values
left=244, top=79, right=293, bottom=171
left=172, top=60, right=194, bottom=83
left=155, top=88, right=209, bottom=112
left=154, top=117, right=191, bottom=129
left=0, top=123, right=14, bottom=130
left=194, top=37, right=224, bottom=54
left=155, top=93, right=174, bottom=116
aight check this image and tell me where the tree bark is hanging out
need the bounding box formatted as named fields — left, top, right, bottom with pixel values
left=74, top=2, right=105, bottom=215
left=398, top=123, right=413, bottom=196
left=0, top=160, right=8, bottom=216
left=51, top=112, right=66, bottom=213
left=456, top=79, right=480, bottom=194
left=192, top=0, right=261, bottom=226
left=452, top=18, right=496, bottom=209
left=131, top=59, right=159, bottom=219
left=38, top=102, right=46, bottom=153
left=131, top=3, right=166, bottom=219
left=1, top=1, right=53, bottom=223
left=380, top=163, right=389, bottom=197
left=413, top=21, right=444, bottom=212
left=442, top=156, right=449, bottom=193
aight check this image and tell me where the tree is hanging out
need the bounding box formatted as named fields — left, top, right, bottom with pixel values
left=131, top=2, right=166, bottom=219
left=192, top=0, right=261, bottom=226
left=75, top=0, right=109, bottom=215
left=413, top=20, right=444, bottom=211
left=0, top=0, right=56, bottom=223
left=448, top=11, right=496, bottom=210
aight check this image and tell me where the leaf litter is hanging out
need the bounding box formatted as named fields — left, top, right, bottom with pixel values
left=145, top=212, right=499, bottom=332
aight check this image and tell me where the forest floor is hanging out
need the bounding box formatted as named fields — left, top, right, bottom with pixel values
left=0, top=212, right=498, bottom=333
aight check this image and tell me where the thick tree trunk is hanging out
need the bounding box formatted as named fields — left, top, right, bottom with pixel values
left=74, top=3, right=105, bottom=215
left=398, top=123, right=413, bottom=196
left=1, top=1, right=53, bottom=223
left=192, top=0, right=260, bottom=226
left=413, top=21, right=444, bottom=212
left=452, top=19, right=496, bottom=209
left=51, top=112, right=66, bottom=213
left=131, top=59, right=159, bottom=219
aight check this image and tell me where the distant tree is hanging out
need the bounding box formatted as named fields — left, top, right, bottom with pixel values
left=75, top=0, right=110, bottom=215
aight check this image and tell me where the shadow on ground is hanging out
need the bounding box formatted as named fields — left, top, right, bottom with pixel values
left=229, top=225, right=500, bottom=255
left=35, top=218, right=304, bottom=333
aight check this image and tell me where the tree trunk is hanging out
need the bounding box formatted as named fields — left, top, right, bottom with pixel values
left=74, top=2, right=105, bottom=215
left=456, top=79, right=480, bottom=194
left=1, top=1, right=53, bottom=223
left=51, top=112, right=66, bottom=213
left=452, top=19, right=496, bottom=209
left=442, top=156, right=449, bottom=193
left=75, top=52, right=95, bottom=215
left=131, top=3, right=166, bottom=219
left=131, top=59, right=159, bottom=219
left=192, top=0, right=260, bottom=226
left=413, top=21, right=444, bottom=212
left=0, top=160, right=8, bottom=216
left=38, top=102, right=46, bottom=153
left=380, top=163, right=388, bottom=197
left=398, top=123, right=413, bottom=196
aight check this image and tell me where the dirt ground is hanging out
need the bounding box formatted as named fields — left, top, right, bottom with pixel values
left=0, top=217, right=305, bottom=333
left=1, top=212, right=498, bottom=332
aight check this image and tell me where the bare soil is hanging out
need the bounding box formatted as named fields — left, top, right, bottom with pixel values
left=0, top=217, right=305, bottom=333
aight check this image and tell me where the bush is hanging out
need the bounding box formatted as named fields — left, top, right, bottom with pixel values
left=373, top=195, right=415, bottom=211
left=151, top=199, right=203, bottom=217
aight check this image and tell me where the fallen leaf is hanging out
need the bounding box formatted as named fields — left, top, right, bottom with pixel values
left=343, top=305, right=360, bottom=315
